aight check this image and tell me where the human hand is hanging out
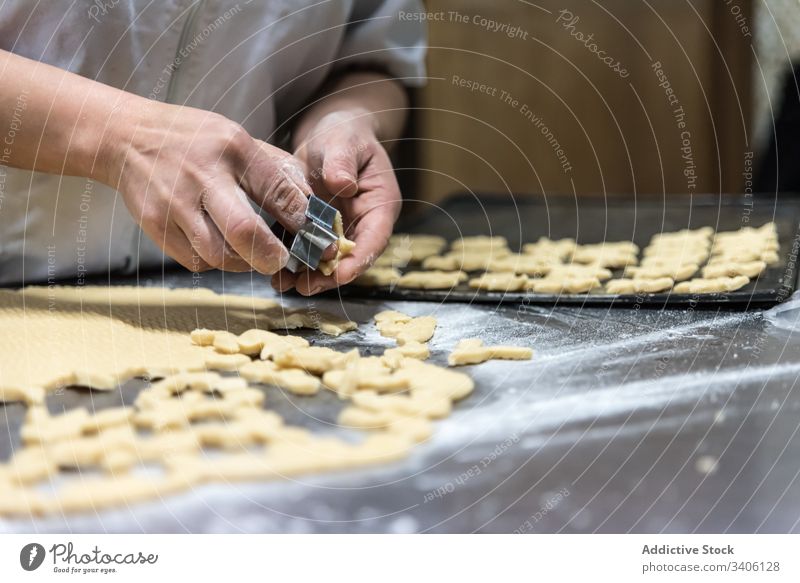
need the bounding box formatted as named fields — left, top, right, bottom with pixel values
left=272, top=111, right=402, bottom=295
left=106, top=101, right=316, bottom=274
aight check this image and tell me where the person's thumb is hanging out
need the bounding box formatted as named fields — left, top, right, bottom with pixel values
left=321, top=143, right=361, bottom=199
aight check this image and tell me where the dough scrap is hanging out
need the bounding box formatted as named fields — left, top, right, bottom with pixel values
left=447, top=338, right=533, bottom=366
left=468, top=272, right=529, bottom=292
left=318, top=212, right=356, bottom=276
left=396, top=270, right=467, bottom=290
left=673, top=275, right=750, bottom=293
left=604, top=277, right=674, bottom=294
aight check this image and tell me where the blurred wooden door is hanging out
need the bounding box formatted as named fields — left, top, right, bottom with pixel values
left=411, top=0, right=754, bottom=203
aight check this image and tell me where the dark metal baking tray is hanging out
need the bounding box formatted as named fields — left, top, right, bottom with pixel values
left=334, top=193, right=800, bottom=308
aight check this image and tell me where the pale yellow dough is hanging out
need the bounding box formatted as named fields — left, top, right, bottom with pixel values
left=468, top=272, right=529, bottom=292
left=604, top=277, right=674, bottom=294
left=527, top=276, right=601, bottom=294
left=0, top=294, right=481, bottom=515
left=701, top=260, right=767, bottom=279
left=353, top=266, right=401, bottom=287
left=0, top=286, right=354, bottom=403
left=373, top=234, right=446, bottom=267
left=422, top=249, right=510, bottom=272
left=624, top=263, right=698, bottom=281
left=396, top=270, right=468, bottom=290
left=318, top=212, right=356, bottom=276
left=522, top=237, right=576, bottom=261
left=486, top=254, right=560, bottom=275
left=447, top=339, right=533, bottom=366
left=374, top=310, right=437, bottom=344
left=673, top=275, right=750, bottom=293
left=449, top=236, right=509, bottom=252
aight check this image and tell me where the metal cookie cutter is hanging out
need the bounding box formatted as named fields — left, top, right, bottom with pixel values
left=285, top=195, right=339, bottom=273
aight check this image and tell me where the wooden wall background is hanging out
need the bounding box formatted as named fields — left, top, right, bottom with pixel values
left=406, top=0, right=754, bottom=204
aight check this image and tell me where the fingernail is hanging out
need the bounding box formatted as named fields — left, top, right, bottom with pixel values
left=278, top=247, right=290, bottom=269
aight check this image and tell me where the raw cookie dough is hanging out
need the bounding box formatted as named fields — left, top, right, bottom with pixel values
left=383, top=341, right=430, bottom=360
left=572, top=247, right=638, bottom=268
left=673, top=275, right=750, bottom=293
left=396, top=270, right=467, bottom=290
left=447, top=339, right=533, bottom=366
left=701, top=260, right=767, bottom=279
left=623, top=263, right=698, bottom=281
left=522, top=237, right=576, bottom=261
left=373, top=234, right=446, bottom=267
left=604, top=277, right=674, bottom=294
left=468, top=272, right=529, bottom=292
left=0, top=286, right=356, bottom=404
left=318, top=212, right=356, bottom=276
left=353, top=266, right=401, bottom=287
left=0, top=294, right=488, bottom=517
left=527, top=276, right=601, bottom=294
left=545, top=264, right=613, bottom=281
left=449, top=235, right=509, bottom=252
left=374, top=311, right=437, bottom=344
left=486, top=254, right=560, bottom=275
left=422, top=248, right=511, bottom=272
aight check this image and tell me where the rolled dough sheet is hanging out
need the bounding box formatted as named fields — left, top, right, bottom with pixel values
left=0, top=286, right=355, bottom=403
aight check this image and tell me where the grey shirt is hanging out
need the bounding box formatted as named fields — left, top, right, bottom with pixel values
left=0, top=0, right=426, bottom=284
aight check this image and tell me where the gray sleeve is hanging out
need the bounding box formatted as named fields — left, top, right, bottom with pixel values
left=335, top=0, right=427, bottom=87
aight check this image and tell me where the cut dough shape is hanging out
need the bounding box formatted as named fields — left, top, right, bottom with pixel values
left=239, top=360, right=321, bottom=395
left=673, top=275, right=750, bottom=293
left=624, top=263, right=698, bottom=281
left=373, top=234, right=447, bottom=267
left=572, top=248, right=638, bottom=268
left=468, top=272, right=529, bottom=292
left=422, top=249, right=510, bottom=272
left=272, top=346, right=356, bottom=375
left=486, top=254, right=560, bottom=275
left=447, top=338, right=533, bottom=366
left=604, top=277, right=674, bottom=294
left=323, top=356, right=409, bottom=397
left=375, top=311, right=437, bottom=344
left=527, top=276, right=601, bottom=294
left=396, top=270, right=467, bottom=290
left=384, top=341, right=430, bottom=360
left=701, top=260, right=767, bottom=279
left=318, top=212, right=356, bottom=276
left=352, top=266, right=401, bottom=287
left=545, top=264, right=613, bottom=281
left=449, top=236, right=509, bottom=252
left=522, top=237, right=576, bottom=261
